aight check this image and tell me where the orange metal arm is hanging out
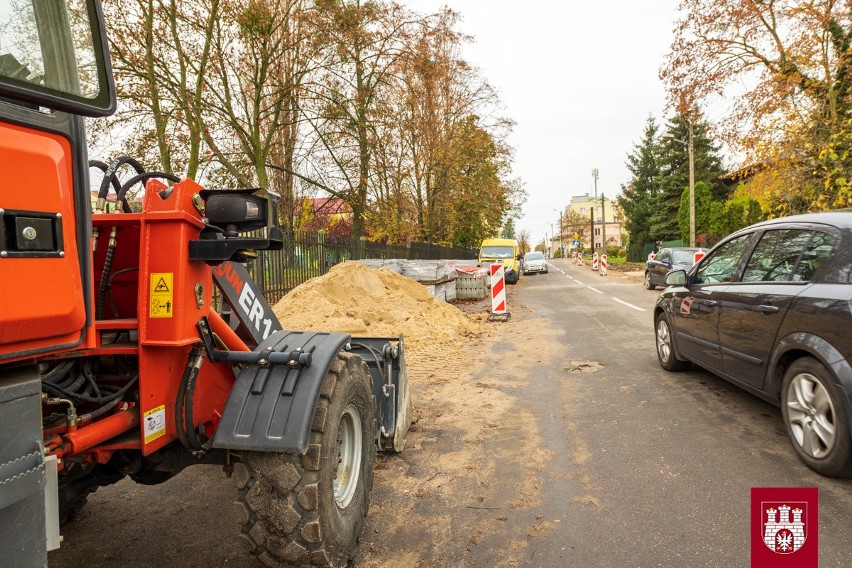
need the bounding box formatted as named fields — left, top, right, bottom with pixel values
left=207, top=311, right=250, bottom=352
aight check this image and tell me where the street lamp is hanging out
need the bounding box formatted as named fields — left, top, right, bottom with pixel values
left=664, top=122, right=695, bottom=247
left=552, top=209, right=564, bottom=258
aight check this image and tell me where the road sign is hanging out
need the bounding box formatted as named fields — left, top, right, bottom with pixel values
left=572, top=239, right=579, bottom=247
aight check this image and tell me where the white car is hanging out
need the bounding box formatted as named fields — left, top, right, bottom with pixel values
left=523, top=251, right=548, bottom=274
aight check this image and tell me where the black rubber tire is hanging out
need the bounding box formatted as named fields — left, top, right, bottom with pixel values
left=644, top=271, right=655, bottom=290
left=58, top=462, right=125, bottom=525
left=130, top=469, right=178, bottom=485
left=781, top=358, right=852, bottom=478
left=233, top=351, right=376, bottom=567
left=655, top=313, right=689, bottom=371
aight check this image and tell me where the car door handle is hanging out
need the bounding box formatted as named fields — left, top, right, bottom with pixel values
left=758, top=304, right=779, bottom=313
left=704, top=300, right=717, bottom=307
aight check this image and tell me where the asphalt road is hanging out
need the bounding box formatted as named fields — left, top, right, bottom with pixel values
left=504, top=258, right=852, bottom=566
left=49, top=258, right=852, bottom=567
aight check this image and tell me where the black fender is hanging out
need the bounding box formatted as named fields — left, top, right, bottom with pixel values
left=211, top=329, right=350, bottom=453
left=769, top=331, right=852, bottom=441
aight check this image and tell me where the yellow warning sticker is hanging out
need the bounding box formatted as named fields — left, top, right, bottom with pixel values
left=149, top=272, right=174, bottom=318
left=143, top=404, right=167, bottom=444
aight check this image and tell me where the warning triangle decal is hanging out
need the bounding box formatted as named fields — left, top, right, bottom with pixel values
left=154, top=278, right=170, bottom=292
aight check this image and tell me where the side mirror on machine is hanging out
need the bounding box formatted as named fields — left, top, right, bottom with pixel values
left=665, top=269, right=687, bottom=286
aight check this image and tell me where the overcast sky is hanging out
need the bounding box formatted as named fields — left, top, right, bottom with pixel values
left=404, top=0, right=682, bottom=245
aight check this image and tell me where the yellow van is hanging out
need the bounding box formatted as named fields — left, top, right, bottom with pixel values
left=478, top=238, right=521, bottom=284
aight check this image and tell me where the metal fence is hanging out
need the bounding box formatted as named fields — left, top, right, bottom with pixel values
left=244, top=231, right=478, bottom=304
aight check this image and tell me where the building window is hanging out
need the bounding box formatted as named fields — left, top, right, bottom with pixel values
left=580, top=207, right=586, bottom=214
left=594, top=228, right=600, bottom=236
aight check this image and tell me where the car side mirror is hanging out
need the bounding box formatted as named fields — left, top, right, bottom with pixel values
left=665, top=269, right=687, bottom=286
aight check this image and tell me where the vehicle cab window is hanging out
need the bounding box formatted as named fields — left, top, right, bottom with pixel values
left=741, top=229, right=813, bottom=282
left=655, top=249, right=671, bottom=263
left=695, top=235, right=752, bottom=284
left=0, top=0, right=114, bottom=115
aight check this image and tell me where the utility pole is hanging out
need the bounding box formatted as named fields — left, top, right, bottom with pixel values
left=688, top=120, right=695, bottom=247
left=553, top=208, right=564, bottom=258
left=663, top=122, right=696, bottom=247
left=601, top=193, right=606, bottom=255
left=592, top=168, right=599, bottom=254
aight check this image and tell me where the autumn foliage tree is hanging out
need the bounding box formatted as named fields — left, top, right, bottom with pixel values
left=662, top=0, right=852, bottom=214
left=99, top=0, right=521, bottom=249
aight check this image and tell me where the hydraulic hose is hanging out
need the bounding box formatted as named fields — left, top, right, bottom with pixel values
left=175, top=346, right=205, bottom=452
left=115, top=171, right=181, bottom=207
left=96, top=227, right=118, bottom=319
left=95, top=156, right=145, bottom=213
left=89, top=160, right=127, bottom=212
left=42, top=374, right=137, bottom=405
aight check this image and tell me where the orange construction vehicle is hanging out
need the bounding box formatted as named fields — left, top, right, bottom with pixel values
left=0, top=2, right=410, bottom=567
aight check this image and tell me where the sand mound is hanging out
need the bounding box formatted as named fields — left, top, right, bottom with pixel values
left=272, top=262, right=480, bottom=352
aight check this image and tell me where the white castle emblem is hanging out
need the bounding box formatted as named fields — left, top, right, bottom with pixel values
left=763, top=503, right=806, bottom=554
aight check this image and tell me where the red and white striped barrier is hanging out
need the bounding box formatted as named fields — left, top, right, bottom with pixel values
left=572, top=250, right=578, bottom=263
left=488, top=263, right=510, bottom=321
left=592, top=252, right=598, bottom=271
left=600, top=253, right=607, bottom=276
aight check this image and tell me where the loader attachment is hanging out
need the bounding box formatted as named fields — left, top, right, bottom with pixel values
left=349, top=336, right=412, bottom=452
left=207, top=260, right=412, bottom=455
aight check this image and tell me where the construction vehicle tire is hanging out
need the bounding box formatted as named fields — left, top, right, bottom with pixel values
left=58, top=462, right=125, bottom=526
left=233, top=351, right=376, bottom=568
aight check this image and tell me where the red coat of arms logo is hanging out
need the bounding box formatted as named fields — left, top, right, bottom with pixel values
left=751, top=487, right=817, bottom=568
left=761, top=502, right=807, bottom=554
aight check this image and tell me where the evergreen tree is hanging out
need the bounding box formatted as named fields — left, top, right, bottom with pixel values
left=501, top=217, right=516, bottom=239
left=619, top=115, right=661, bottom=260
left=651, top=113, right=726, bottom=242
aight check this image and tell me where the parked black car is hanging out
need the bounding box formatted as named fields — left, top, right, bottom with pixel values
left=644, top=247, right=706, bottom=290
left=653, top=211, right=852, bottom=477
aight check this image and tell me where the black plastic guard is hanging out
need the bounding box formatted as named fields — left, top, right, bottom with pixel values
left=212, top=260, right=283, bottom=347
left=211, top=330, right=350, bottom=453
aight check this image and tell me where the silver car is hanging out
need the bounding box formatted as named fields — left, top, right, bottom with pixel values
left=523, top=251, right=548, bottom=274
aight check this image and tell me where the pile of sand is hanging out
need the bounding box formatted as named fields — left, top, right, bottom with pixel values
left=272, top=262, right=480, bottom=352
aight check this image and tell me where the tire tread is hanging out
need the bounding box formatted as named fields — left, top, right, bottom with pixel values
left=233, top=351, right=375, bottom=567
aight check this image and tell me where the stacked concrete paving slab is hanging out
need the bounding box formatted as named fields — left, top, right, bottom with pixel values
left=357, top=259, right=487, bottom=301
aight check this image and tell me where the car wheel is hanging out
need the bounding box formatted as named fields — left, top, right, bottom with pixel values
left=644, top=271, right=655, bottom=290
left=781, top=358, right=852, bottom=477
left=655, top=313, right=688, bottom=371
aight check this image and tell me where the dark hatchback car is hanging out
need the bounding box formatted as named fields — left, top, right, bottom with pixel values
left=644, top=247, right=706, bottom=289
left=653, top=211, right=852, bottom=477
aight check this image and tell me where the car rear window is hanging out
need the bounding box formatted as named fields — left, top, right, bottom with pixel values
left=740, top=229, right=836, bottom=283
left=672, top=250, right=697, bottom=264
left=741, top=230, right=812, bottom=282
left=792, top=231, right=834, bottom=281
